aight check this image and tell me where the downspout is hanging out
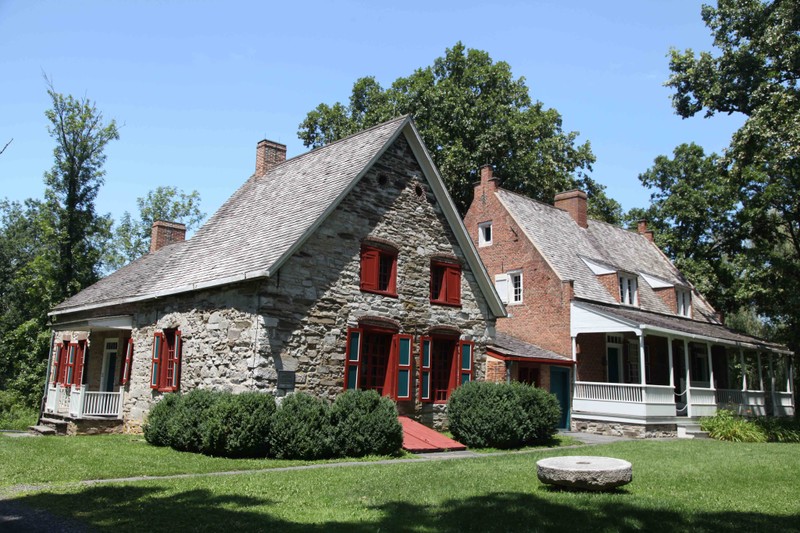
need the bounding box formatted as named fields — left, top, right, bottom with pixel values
left=39, top=330, right=56, bottom=423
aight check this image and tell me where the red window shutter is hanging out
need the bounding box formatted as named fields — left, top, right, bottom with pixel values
left=447, top=341, right=460, bottom=394
left=65, top=344, right=76, bottom=386
left=121, top=338, right=134, bottom=385
left=344, top=328, right=363, bottom=390
left=72, top=342, right=85, bottom=387
left=395, top=334, right=413, bottom=401
left=445, top=265, right=461, bottom=305
left=383, top=335, right=399, bottom=398
left=169, top=331, right=182, bottom=391
left=387, top=253, right=398, bottom=294
left=150, top=332, right=163, bottom=389
left=419, top=337, right=432, bottom=402
left=360, top=248, right=379, bottom=291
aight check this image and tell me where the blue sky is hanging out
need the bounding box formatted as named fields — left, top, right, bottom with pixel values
left=1, top=0, right=742, bottom=228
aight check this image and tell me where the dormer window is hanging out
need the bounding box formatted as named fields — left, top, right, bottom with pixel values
left=478, top=222, right=493, bottom=247
left=619, top=274, right=638, bottom=306
left=677, top=288, right=691, bottom=317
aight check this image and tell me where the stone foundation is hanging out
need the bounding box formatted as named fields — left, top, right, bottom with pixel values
left=66, top=418, right=125, bottom=436
left=571, top=419, right=676, bottom=439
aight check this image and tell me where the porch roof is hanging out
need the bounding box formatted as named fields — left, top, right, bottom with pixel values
left=488, top=332, right=574, bottom=365
left=573, top=300, right=791, bottom=355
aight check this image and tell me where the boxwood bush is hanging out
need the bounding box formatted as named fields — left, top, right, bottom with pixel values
left=269, top=392, right=332, bottom=459
left=143, top=392, right=181, bottom=447
left=165, top=389, right=221, bottom=453
left=329, top=390, right=403, bottom=457
left=201, top=392, right=276, bottom=457
left=448, top=381, right=560, bottom=449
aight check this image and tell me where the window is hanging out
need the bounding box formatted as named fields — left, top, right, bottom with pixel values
left=619, top=274, right=638, bottom=305
left=120, top=338, right=134, bottom=385
left=478, top=221, right=493, bottom=247
left=52, top=341, right=85, bottom=387
left=494, top=271, right=522, bottom=305
left=344, top=328, right=413, bottom=400
left=430, top=261, right=461, bottom=305
left=676, top=289, right=691, bottom=317
left=419, top=336, right=473, bottom=403
left=360, top=245, right=397, bottom=296
left=150, top=329, right=182, bottom=392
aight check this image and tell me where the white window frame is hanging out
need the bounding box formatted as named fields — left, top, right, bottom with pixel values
left=478, top=221, right=493, bottom=247
left=510, top=271, right=523, bottom=304
left=619, top=274, right=638, bottom=306
left=101, top=338, right=120, bottom=392
left=676, top=288, right=691, bottom=317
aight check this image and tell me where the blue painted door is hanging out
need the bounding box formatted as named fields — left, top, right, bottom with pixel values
left=550, top=366, right=570, bottom=429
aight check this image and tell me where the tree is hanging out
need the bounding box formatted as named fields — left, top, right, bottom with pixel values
left=43, top=82, right=118, bottom=300
left=666, top=0, right=800, bottom=343
left=627, top=144, right=742, bottom=314
left=106, top=186, right=205, bottom=270
left=299, top=43, right=621, bottom=221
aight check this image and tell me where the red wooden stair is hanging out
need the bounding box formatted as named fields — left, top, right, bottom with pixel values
left=399, top=416, right=466, bottom=452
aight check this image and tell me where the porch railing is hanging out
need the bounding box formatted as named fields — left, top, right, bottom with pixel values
left=773, top=392, right=795, bottom=417
left=573, top=381, right=676, bottom=418
left=716, top=389, right=766, bottom=416
left=688, top=387, right=716, bottom=417
left=44, top=384, right=123, bottom=419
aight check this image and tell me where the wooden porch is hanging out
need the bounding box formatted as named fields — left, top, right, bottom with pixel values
left=44, top=383, right=124, bottom=419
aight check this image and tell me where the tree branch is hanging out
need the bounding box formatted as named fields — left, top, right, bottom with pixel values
left=0, top=138, right=12, bottom=155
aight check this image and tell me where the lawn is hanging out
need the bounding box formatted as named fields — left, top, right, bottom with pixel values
left=3, top=437, right=799, bottom=532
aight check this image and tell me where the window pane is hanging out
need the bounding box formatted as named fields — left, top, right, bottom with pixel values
left=397, top=369, right=409, bottom=398
left=399, top=337, right=411, bottom=366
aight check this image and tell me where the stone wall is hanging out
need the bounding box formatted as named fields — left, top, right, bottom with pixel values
left=571, top=419, right=677, bottom=439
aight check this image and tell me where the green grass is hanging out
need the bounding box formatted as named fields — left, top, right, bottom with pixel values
left=470, top=434, right=581, bottom=453
left=0, top=434, right=406, bottom=490
left=4, top=438, right=799, bottom=532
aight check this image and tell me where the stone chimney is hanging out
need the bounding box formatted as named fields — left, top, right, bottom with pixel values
left=554, top=189, right=588, bottom=229
left=637, top=219, right=655, bottom=242
left=255, top=139, right=287, bottom=176
left=150, top=220, right=186, bottom=253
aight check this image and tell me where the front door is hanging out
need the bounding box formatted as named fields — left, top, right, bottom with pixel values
left=607, top=346, right=621, bottom=383
left=102, top=339, right=120, bottom=392
left=550, top=366, right=570, bottom=429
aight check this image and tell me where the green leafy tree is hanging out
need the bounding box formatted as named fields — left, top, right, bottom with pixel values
left=43, top=82, right=118, bottom=300
left=107, top=186, right=205, bottom=270
left=299, top=42, right=620, bottom=221
left=627, top=144, right=742, bottom=314
left=666, top=0, right=800, bottom=354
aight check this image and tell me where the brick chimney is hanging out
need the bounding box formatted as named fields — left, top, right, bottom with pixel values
left=150, top=220, right=186, bottom=253
left=554, top=189, right=588, bottom=229
left=637, top=219, right=655, bottom=242
left=474, top=164, right=500, bottom=200
left=255, top=139, right=287, bottom=176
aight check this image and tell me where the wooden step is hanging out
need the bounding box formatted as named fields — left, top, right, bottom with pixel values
left=28, top=424, right=57, bottom=436
left=399, top=416, right=466, bottom=452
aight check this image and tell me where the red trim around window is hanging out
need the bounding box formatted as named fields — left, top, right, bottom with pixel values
left=344, top=328, right=363, bottom=391
left=396, top=334, right=413, bottom=400
left=419, top=336, right=432, bottom=403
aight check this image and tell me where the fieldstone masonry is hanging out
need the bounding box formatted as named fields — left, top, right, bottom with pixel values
left=59, top=135, right=495, bottom=432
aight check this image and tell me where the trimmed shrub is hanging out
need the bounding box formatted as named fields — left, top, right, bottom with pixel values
left=513, top=382, right=562, bottom=443
left=165, top=389, right=221, bottom=453
left=701, top=410, right=767, bottom=442
left=448, top=381, right=561, bottom=449
left=201, top=392, right=276, bottom=457
left=269, top=393, right=332, bottom=459
left=329, top=390, right=403, bottom=457
left=143, top=392, right=181, bottom=447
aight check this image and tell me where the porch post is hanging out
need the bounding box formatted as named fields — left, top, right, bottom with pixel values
left=571, top=336, right=578, bottom=382
left=684, top=339, right=692, bottom=417
left=638, top=333, right=646, bottom=386
left=768, top=353, right=776, bottom=411
left=757, top=352, right=765, bottom=391
left=706, top=343, right=715, bottom=390
left=739, top=348, right=747, bottom=391
left=667, top=335, right=674, bottom=388
left=505, top=360, right=512, bottom=384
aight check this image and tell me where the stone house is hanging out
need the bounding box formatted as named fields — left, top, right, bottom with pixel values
left=464, top=165, right=795, bottom=437
left=42, top=116, right=506, bottom=433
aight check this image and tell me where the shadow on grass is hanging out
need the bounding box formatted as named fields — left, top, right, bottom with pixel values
left=11, top=484, right=797, bottom=533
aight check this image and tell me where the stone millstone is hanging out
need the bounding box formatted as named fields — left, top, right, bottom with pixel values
left=537, top=456, right=632, bottom=491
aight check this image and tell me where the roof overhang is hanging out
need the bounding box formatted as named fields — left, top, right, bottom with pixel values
left=49, top=315, right=133, bottom=332
left=487, top=348, right=575, bottom=366
left=571, top=301, right=792, bottom=355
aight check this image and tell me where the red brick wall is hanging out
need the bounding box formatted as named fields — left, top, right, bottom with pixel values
left=486, top=356, right=506, bottom=383
left=597, top=273, right=620, bottom=302
left=653, top=287, right=677, bottom=313
left=464, top=168, right=572, bottom=358
left=576, top=333, right=606, bottom=382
